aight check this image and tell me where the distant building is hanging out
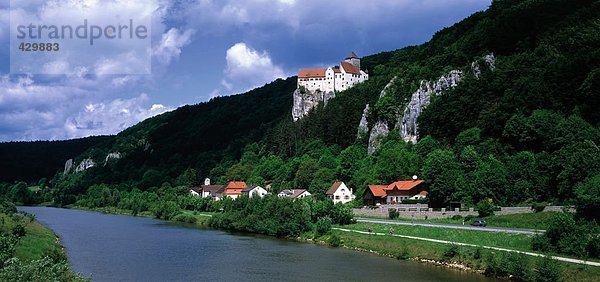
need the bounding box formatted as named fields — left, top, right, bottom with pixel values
left=326, top=181, right=355, bottom=204
left=278, top=189, right=312, bottom=199
left=362, top=180, right=428, bottom=205
left=242, top=185, right=269, bottom=198
left=297, top=52, right=369, bottom=93
left=222, top=181, right=247, bottom=200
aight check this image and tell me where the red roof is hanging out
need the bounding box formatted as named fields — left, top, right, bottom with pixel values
left=340, top=62, right=360, bottom=75
left=386, top=180, right=425, bottom=191
left=224, top=181, right=247, bottom=195
left=298, top=68, right=326, bottom=78
left=367, top=185, right=387, bottom=198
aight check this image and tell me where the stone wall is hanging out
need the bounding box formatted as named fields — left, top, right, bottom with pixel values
left=353, top=205, right=572, bottom=220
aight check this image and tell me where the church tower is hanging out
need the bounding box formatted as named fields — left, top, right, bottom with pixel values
left=345, top=51, right=360, bottom=70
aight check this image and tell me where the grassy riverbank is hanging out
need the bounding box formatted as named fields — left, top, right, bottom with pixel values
left=328, top=222, right=600, bottom=281
left=0, top=205, right=87, bottom=281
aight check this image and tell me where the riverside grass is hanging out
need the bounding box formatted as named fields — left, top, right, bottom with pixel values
left=333, top=223, right=600, bottom=281
left=0, top=213, right=62, bottom=261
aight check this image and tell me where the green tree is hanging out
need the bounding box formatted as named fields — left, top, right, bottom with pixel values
left=375, top=141, right=419, bottom=183
left=574, top=173, right=600, bottom=222
left=422, top=149, right=465, bottom=207
left=295, top=158, right=319, bottom=189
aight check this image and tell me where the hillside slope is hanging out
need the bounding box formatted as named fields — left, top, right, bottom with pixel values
left=3, top=0, right=599, bottom=208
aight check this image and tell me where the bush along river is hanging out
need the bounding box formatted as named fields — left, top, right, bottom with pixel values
left=20, top=207, right=497, bottom=282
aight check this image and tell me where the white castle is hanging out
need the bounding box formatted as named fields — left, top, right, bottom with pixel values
left=297, top=52, right=369, bottom=93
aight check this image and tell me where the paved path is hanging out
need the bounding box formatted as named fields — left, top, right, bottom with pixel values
left=333, top=227, right=600, bottom=267
left=356, top=218, right=545, bottom=235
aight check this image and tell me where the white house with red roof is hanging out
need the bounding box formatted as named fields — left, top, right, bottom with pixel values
left=363, top=179, right=428, bottom=205
left=297, top=52, right=369, bottom=93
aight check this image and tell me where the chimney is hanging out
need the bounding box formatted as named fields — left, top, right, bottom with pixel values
left=204, top=178, right=210, bottom=186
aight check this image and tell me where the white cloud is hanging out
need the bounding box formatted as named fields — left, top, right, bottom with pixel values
left=222, top=42, right=285, bottom=92
left=153, top=28, right=195, bottom=65
left=64, top=93, right=172, bottom=139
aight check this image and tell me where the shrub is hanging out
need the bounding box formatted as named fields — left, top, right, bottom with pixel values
left=451, top=215, right=463, bottom=220
left=476, top=199, right=496, bottom=217
left=328, top=234, right=342, bottom=247
left=11, top=224, right=26, bottom=238
left=388, top=208, right=399, bottom=219
left=531, top=202, right=547, bottom=213
left=172, top=213, right=197, bottom=224
left=315, top=216, right=332, bottom=237
left=534, top=256, right=562, bottom=282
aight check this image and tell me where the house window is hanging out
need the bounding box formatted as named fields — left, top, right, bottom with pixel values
left=335, top=196, right=340, bottom=200
left=344, top=195, right=349, bottom=200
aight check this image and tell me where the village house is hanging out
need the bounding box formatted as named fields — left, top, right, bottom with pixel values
left=242, top=185, right=269, bottom=198
left=190, top=178, right=248, bottom=200
left=278, top=189, right=312, bottom=199
left=362, top=179, right=428, bottom=205
left=221, top=181, right=247, bottom=200
left=297, top=52, right=369, bottom=93
left=326, top=181, right=356, bottom=204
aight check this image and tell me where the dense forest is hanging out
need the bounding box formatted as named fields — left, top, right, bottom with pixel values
left=1, top=0, right=599, bottom=216
left=0, top=136, right=112, bottom=182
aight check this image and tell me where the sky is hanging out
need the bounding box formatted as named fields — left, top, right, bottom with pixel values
left=0, top=0, right=491, bottom=142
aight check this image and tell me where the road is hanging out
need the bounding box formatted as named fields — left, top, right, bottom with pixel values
left=333, top=227, right=600, bottom=267
left=355, top=217, right=545, bottom=235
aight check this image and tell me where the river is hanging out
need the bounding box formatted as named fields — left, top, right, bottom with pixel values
left=21, top=207, right=496, bottom=282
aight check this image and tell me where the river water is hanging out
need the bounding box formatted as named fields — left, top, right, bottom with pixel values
left=21, top=207, right=495, bottom=282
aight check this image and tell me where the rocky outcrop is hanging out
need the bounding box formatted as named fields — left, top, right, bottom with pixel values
left=368, top=120, right=389, bottom=155
left=357, top=104, right=370, bottom=139
left=472, top=53, right=496, bottom=78
left=64, top=159, right=73, bottom=174
left=399, top=70, right=464, bottom=143
left=75, top=158, right=96, bottom=173
left=104, top=152, right=121, bottom=166
left=365, top=77, right=397, bottom=154
left=292, top=89, right=335, bottom=121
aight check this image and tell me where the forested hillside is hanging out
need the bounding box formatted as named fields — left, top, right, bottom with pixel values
left=0, top=136, right=112, bottom=182
left=2, top=0, right=599, bottom=213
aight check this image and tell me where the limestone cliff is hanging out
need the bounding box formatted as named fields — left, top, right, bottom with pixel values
left=399, top=70, right=464, bottom=143
left=104, top=152, right=121, bottom=166
left=357, top=104, right=370, bottom=139
left=368, top=119, right=389, bottom=155
left=366, top=78, right=397, bottom=154
left=64, top=159, right=73, bottom=174
left=400, top=54, right=496, bottom=143
left=292, top=89, right=335, bottom=121
left=75, top=158, right=96, bottom=172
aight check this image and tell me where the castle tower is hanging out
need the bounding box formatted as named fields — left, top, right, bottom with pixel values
left=345, top=51, right=360, bottom=70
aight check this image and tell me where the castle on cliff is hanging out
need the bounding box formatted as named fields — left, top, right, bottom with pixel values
left=297, top=52, right=369, bottom=93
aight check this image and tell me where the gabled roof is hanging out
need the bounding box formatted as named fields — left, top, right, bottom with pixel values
left=340, top=62, right=360, bottom=75
left=223, top=181, right=247, bottom=195
left=298, top=68, right=326, bottom=78
left=367, top=185, right=387, bottom=198
left=345, top=51, right=358, bottom=59
left=190, top=187, right=202, bottom=194
left=326, top=181, right=344, bottom=195
left=386, top=180, right=425, bottom=191
left=291, top=189, right=310, bottom=198
left=242, top=185, right=262, bottom=192
left=279, top=189, right=310, bottom=198
left=201, top=185, right=225, bottom=197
